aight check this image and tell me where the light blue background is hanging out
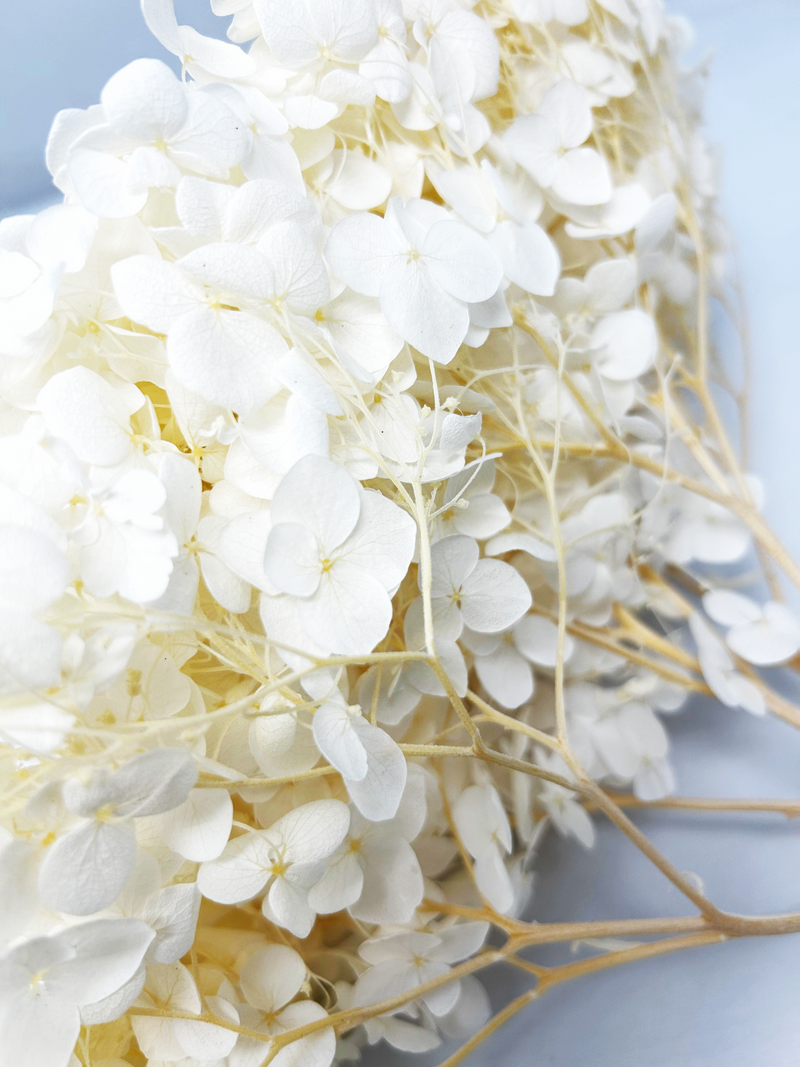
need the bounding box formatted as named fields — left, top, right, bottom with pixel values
left=2, top=3, right=799, bottom=1064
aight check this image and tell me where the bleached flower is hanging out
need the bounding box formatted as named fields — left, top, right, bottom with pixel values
left=0, top=0, right=786, bottom=1060
left=0, top=919, right=154, bottom=1067
left=325, top=197, right=503, bottom=362
left=452, top=783, right=515, bottom=912
left=353, top=921, right=490, bottom=1017
left=703, top=590, right=800, bottom=667
left=262, top=455, right=416, bottom=655
left=197, top=799, right=350, bottom=936
left=505, top=80, right=612, bottom=206
left=38, top=747, right=198, bottom=915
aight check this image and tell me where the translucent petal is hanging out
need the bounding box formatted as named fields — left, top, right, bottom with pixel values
left=197, top=830, right=272, bottom=903
left=48, top=917, right=155, bottom=1005
left=325, top=211, right=405, bottom=297
left=379, top=258, right=470, bottom=363
left=38, top=820, right=137, bottom=915
left=313, top=701, right=369, bottom=781
left=154, top=787, right=233, bottom=861
left=264, top=799, right=351, bottom=867
left=514, top=614, right=575, bottom=667
left=460, top=558, right=532, bottom=633
left=0, top=526, right=67, bottom=612
left=539, top=78, right=592, bottom=147
left=240, top=944, right=307, bottom=1014
left=167, top=306, right=286, bottom=413
left=590, top=308, right=658, bottom=381
left=350, top=836, right=424, bottom=923
left=299, top=567, right=392, bottom=656
left=488, top=219, right=560, bottom=296
left=422, top=220, right=502, bottom=303
left=474, top=642, right=533, bottom=710
left=266, top=876, right=316, bottom=938
left=265, top=522, right=322, bottom=597
left=112, top=746, right=198, bottom=817
left=101, top=58, right=187, bottom=141
left=328, top=151, right=392, bottom=210
left=254, top=0, right=378, bottom=65
left=112, top=254, right=202, bottom=333
left=344, top=718, right=407, bottom=822
left=551, top=147, right=612, bottom=206
left=429, top=534, right=479, bottom=597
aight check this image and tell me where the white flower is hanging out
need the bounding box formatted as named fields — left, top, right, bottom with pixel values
left=551, top=256, right=637, bottom=320
left=0, top=205, right=96, bottom=346
left=563, top=182, right=651, bottom=240
left=663, top=489, right=751, bottom=567
left=464, top=614, right=575, bottom=711
left=70, top=467, right=180, bottom=604
left=131, top=961, right=239, bottom=1062
left=427, top=534, right=532, bottom=635
left=84, top=638, right=191, bottom=724
left=534, top=749, right=595, bottom=848
left=313, top=288, right=404, bottom=383
left=0, top=919, right=154, bottom=1067
left=108, top=865, right=201, bottom=966
left=589, top=308, right=658, bottom=381
left=325, top=197, right=503, bottom=362
left=452, top=783, right=514, bottom=912
left=263, top=454, right=416, bottom=655
left=197, top=799, right=350, bottom=937
left=142, top=0, right=257, bottom=81
left=353, top=921, right=489, bottom=1017
left=149, top=788, right=234, bottom=862
left=359, top=0, right=412, bottom=103
left=703, top=590, right=800, bottom=667
left=312, top=692, right=407, bottom=821
left=38, top=748, right=197, bottom=915
left=0, top=494, right=69, bottom=695
left=172, top=173, right=322, bottom=251
left=689, top=613, right=765, bottom=717
left=111, top=249, right=292, bottom=414
left=57, top=59, right=249, bottom=218
left=309, top=768, right=426, bottom=923
left=566, top=684, right=672, bottom=798
left=435, top=459, right=511, bottom=540
left=234, top=944, right=336, bottom=1067
left=505, top=79, right=612, bottom=206
left=37, top=366, right=147, bottom=469
left=152, top=452, right=251, bottom=615
left=253, top=0, right=378, bottom=68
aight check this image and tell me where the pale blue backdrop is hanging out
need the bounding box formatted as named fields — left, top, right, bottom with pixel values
left=1, top=3, right=799, bottom=1065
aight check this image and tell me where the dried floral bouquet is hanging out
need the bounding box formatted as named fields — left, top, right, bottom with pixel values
left=2, top=1, right=799, bottom=1065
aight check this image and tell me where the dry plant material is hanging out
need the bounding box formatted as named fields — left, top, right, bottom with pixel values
left=1, top=1, right=798, bottom=1065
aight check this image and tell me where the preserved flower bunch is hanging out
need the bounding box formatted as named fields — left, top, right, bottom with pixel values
left=3, top=1, right=800, bottom=1065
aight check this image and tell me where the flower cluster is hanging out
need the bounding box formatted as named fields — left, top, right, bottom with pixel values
left=1, top=1, right=796, bottom=1065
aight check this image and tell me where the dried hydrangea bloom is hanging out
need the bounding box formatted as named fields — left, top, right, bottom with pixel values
left=1, top=1, right=800, bottom=1065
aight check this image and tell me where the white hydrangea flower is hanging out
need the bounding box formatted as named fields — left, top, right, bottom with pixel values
left=452, top=783, right=514, bottom=912
left=0, top=0, right=783, bottom=1059
left=0, top=919, right=154, bottom=1067
left=353, top=921, right=489, bottom=1017
left=427, top=534, right=532, bottom=635
left=39, top=748, right=198, bottom=915
left=57, top=59, right=250, bottom=218
left=505, top=79, right=612, bottom=206
left=325, top=197, right=503, bottom=362
left=197, top=799, right=350, bottom=936
left=262, top=454, right=416, bottom=655
left=703, top=590, right=800, bottom=667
